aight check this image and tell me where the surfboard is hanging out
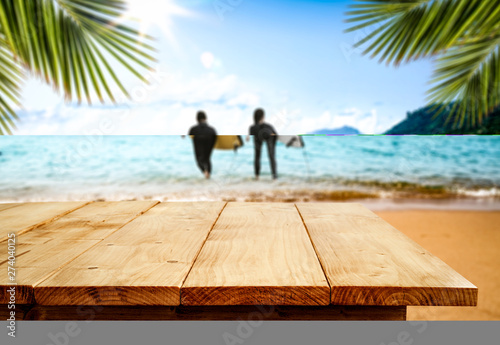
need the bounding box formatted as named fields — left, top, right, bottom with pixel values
left=278, top=135, right=305, bottom=148
left=214, top=135, right=244, bottom=151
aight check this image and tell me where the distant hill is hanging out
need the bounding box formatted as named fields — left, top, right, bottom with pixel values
left=311, top=126, right=361, bottom=135
left=386, top=105, right=500, bottom=135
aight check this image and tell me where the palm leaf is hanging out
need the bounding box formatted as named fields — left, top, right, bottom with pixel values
left=0, top=38, right=23, bottom=135
left=429, top=35, right=500, bottom=128
left=0, top=0, right=156, bottom=133
left=345, top=0, right=500, bottom=128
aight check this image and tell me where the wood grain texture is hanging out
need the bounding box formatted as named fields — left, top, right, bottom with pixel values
left=23, top=305, right=406, bottom=321
left=35, top=202, right=226, bottom=306
left=296, top=203, right=478, bottom=306
left=182, top=202, right=330, bottom=306
left=0, top=203, right=19, bottom=212
left=0, top=201, right=158, bottom=304
left=0, top=304, right=34, bottom=320
left=0, top=202, right=90, bottom=242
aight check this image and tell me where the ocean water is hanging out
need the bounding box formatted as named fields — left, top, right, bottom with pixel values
left=0, top=135, right=499, bottom=203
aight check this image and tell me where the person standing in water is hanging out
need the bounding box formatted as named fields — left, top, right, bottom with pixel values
left=247, top=108, right=278, bottom=180
left=188, top=111, right=217, bottom=179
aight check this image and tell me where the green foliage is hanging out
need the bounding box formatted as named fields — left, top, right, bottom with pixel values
left=385, top=104, right=500, bottom=134
left=0, top=0, right=155, bottom=134
left=346, top=0, right=500, bottom=129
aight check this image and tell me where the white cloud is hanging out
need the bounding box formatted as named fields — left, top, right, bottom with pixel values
left=200, top=52, right=215, bottom=69
left=285, top=107, right=382, bottom=134
left=15, top=66, right=388, bottom=135
left=15, top=70, right=267, bottom=135
left=137, top=69, right=243, bottom=105
left=227, top=92, right=260, bottom=108
left=330, top=108, right=379, bottom=134
left=292, top=111, right=332, bottom=134
left=21, top=79, right=61, bottom=112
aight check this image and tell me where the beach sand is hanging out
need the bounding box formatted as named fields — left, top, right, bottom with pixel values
left=375, top=210, right=500, bottom=320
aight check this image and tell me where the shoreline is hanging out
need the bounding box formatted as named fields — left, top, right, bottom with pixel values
left=2, top=193, right=499, bottom=211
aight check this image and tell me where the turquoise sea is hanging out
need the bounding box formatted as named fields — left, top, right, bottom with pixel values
left=0, top=135, right=499, bottom=205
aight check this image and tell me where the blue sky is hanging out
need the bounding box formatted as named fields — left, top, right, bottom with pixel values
left=17, top=0, right=434, bottom=135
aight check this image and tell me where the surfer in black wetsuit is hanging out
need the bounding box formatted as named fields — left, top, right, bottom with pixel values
left=188, top=111, right=217, bottom=179
left=247, top=108, right=278, bottom=180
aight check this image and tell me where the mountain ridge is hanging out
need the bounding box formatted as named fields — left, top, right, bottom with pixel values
left=385, top=105, right=500, bottom=135
left=310, top=126, right=361, bottom=135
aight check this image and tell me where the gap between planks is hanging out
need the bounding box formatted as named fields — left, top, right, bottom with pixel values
left=32, top=201, right=161, bottom=290
left=178, top=202, right=228, bottom=304
left=33, top=202, right=227, bottom=306
left=180, top=202, right=330, bottom=306
left=295, top=203, right=477, bottom=306
left=0, top=201, right=94, bottom=243
left=0, top=204, right=21, bottom=213
left=294, top=203, right=332, bottom=304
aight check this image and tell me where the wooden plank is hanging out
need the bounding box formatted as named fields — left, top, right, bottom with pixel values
left=0, top=201, right=158, bottom=304
left=182, top=202, right=330, bottom=306
left=296, top=203, right=478, bottom=307
left=23, top=305, right=406, bottom=321
left=0, top=203, right=19, bottom=212
left=35, top=202, right=226, bottom=306
left=0, top=304, right=34, bottom=320
left=0, top=202, right=90, bottom=242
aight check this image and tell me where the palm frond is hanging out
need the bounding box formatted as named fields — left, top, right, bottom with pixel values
left=429, top=35, right=500, bottom=128
left=345, top=0, right=500, bottom=127
left=0, top=0, right=155, bottom=118
left=0, top=38, right=23, bottom=135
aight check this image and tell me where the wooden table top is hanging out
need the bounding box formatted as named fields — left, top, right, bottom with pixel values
left=0, top=201, right=477, bottom=308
